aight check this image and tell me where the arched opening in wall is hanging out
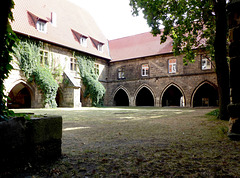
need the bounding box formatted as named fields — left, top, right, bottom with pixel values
left=7, top=83, right=31, bottom=109
left=136, top=87, right=154, bottom=106
left=193, top=83, right=218, bottom=107
left=114, top=89, right=129, bottom=106
left=56, top=89, right=63, bottom=107
left=162, top=85, right=183, bottom=107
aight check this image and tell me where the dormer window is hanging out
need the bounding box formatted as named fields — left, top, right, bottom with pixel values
left=98, top=43, right=103, bottom=52
left=37, top=20, right=47, bottom=33
left=80, top=36, right=87, bottom=47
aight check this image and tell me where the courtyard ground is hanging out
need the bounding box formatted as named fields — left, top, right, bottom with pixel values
left=10, top=107, right=240, bottom=177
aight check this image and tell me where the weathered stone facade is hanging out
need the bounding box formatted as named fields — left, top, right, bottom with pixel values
left=5, top=41, right=108, bottom=108
left=105, top=53, right=218, bottom=107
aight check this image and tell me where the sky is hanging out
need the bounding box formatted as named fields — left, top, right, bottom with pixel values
left=67, top=0, right=151, bottom=40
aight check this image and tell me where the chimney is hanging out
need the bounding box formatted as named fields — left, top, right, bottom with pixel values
left=51, top=12, right=57, bottom=27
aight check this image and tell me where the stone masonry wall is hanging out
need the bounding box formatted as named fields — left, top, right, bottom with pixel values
left=105, top=53, right=218, bottom=107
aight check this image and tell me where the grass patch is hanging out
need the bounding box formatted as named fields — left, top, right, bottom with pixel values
left=8, top=107, right=240, bottom=177
left=206, top=108, right=219, bottom=120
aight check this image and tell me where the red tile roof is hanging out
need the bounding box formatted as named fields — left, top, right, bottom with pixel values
left=109, top=32, right=173, bottom=62
left=11, top=0, right=111, bottom=60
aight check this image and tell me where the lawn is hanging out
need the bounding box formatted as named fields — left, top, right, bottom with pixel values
left=11, top=107, right=240, bottom=177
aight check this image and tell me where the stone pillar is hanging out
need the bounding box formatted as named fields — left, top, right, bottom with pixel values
left=227, top=0, right=240, bottom=140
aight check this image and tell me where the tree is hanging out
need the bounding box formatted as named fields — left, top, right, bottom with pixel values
left=0, top=0, right=17, bottom=118
left=130, top=0, right=230, bottom=120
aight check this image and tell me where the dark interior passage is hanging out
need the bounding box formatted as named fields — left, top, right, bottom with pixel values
left=193, top=83, right=218, bottom=107
left=114, top=89, right=129, bottom=106
left=162, top=85, right=183, bottom=106
left=136, top=87, right=154, bottom=106
left=56, top=89, right=63, bottom=107
left=7, top=83, right=31, bottom=109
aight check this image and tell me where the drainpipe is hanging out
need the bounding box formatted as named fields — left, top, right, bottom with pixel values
left=227, top=0, right=240, bottom=140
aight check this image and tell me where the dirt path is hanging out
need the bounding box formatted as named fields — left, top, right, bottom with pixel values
left=12, top=107, right=240, bottom=177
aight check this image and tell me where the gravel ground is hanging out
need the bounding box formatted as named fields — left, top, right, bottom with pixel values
left=7, top=107, right=240, bottom=177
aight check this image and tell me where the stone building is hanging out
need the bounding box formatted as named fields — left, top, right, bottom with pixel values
left=4, top=0, right=219, bottom=108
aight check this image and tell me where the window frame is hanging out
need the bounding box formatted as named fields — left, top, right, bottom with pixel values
left=141, top=64, right=149, bottom=77
left=70, top=57, right=78, bottom=72
left=168, top=59, right=177, bottom=74
left=36, top=20, right=47, bottom=33
left=39, top=50, right=49, bottom=66
left=201, top=57, right=211, bottom=70
left=118, top=67, right=125, bottom=79
left=94, top=63, right=100, bottom=76
left=97, top=43, right=103, bottom=52
left=80, top=36, right=87, bottom=47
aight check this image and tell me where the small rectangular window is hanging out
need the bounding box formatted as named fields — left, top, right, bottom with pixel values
left=70, top=57, right=77, bottom=71
left=40, top=50, right=48, bottom=66
left=118, top=68, right=125, bottom=79
left=201, top=57, right=211, bottom=70
left=80, top=36, right=87, bottom=47
left=98, top=43, right=103, bottom=52
left=168, top=59, right=176, bottom=73
left=37, top=20, right=47, bottom=33
left=94, top=63, right=99, bottom=75
left=141, top=64, right=149, bottom=76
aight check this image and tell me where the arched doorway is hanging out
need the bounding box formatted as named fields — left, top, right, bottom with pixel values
left=56, top=88, right=63, bottom=107
left=162, top=85, right=183, bottom=107
left=7, top=83, right=31, bottom=109
left=136, top=87, right=154, bottom=106
left=193, top=83, right=218, bottom=107
left=114, top=89, right=129, bottom=106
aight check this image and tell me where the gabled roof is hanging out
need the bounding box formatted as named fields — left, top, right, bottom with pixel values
left=109, top=32, right=173, bottom=62
left=11, top=0, right=110, bottom=60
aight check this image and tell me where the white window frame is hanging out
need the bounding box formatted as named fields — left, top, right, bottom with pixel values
left=141, top=64, right=149, bottom=76
left=40, top=50, right=49, bottom=66
left=70, top=57, right=78, bottom=71
left=201, top=57, right=211, bottom=70
left=36, top=20, right=47, bottom=33
left=80, top=36, right=87, bottom=47
left=118, top=68, right=125, bottom=79
left=168, top=59, right=177, bottom=73
left=98, top=43, right=103, bottom=52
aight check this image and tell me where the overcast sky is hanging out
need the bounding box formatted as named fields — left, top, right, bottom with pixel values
left=67, top=0, right=151, bottom=40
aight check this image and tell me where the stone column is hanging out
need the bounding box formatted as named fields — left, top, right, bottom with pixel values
left=227, top=0, right=240, bottom=140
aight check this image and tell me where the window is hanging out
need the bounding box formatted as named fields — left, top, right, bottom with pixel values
left=40, top=50, right=48, bottom=66
left=36, top=20, right=47, bottom=33
left=98, top=43, right=103, bottom=52
left=141, top=64, right=149, bottom=76
left=168, top=59, right=176, bottom=73
left=201, top=57, right=211, bottom=70
left=80, top=36, right=87, bottom=47
left=70, top=57, right=77, bottom=71
left=118, top=68, right=125, bottom=79
left=94, top=63, right=99, bottom=75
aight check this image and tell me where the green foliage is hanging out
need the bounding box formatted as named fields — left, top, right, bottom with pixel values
left=206, top=109, right=220, bottom=117
left=130, top=0, right=216, bottom=64
left=76, top=54, right=106, bottom=106
left=0, top=0, right=18, bottom=117
left=14, top=39, right=58, bottom=108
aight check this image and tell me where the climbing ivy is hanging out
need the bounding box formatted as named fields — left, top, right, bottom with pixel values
left=14, top=39, right=58, bottom=108
left=76, top=54, right=106, bottom=106
left=0, top=0, right=17, bottom=119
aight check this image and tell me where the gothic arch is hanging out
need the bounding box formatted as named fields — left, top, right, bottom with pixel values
left=191, top=81, right=218, bottom=107
left=7, top=80, right=34, bottom=109
left=113, top=86, right=130, bottom=106
left=134, top=84, right=155, bottom=106
left=161, top=83, right=185, bottom=107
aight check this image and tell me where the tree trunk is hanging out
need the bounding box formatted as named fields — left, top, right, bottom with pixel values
left=214, top=0, right=230, bottom=120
